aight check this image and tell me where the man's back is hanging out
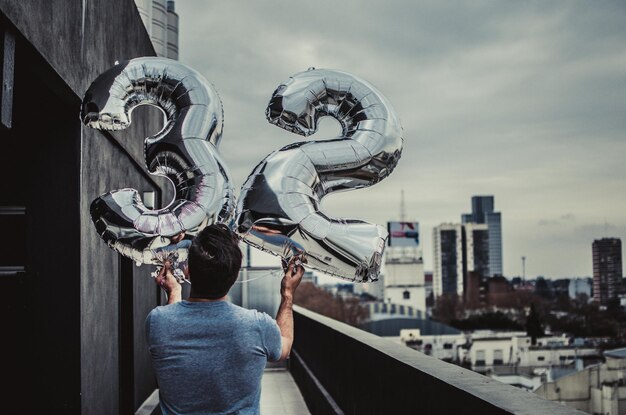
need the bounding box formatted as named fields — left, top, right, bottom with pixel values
left=146, top=300, right=281, bottom=415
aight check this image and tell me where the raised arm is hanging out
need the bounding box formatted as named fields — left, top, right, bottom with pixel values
left=276, top=258, right=304, bottom=361
left=155, top=261, right=182, bottom=305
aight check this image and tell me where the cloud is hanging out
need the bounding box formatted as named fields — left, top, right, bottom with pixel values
left=175, top=0, right=626, bottom=277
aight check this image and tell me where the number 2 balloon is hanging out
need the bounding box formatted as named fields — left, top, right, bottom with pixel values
left=236, top=68, right=403, bottom=282
left=80, top=58, right=235, bottom=268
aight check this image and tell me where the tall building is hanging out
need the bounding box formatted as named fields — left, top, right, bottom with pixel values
left=433, top=224, right=464, bottom=297
left=465, top=223, right=490, bottom=281
left=135, top=0, right=179, bottom=59
left=462, top=195, right=503, bottom=277
left=592, top=238, right=623, bottom=305
left=433, top=223, right=489, bottom=300
left=384, top=222, right=426, bottom=312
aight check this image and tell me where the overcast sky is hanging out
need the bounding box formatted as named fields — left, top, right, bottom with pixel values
left=175, top=0, right=625, bottom=279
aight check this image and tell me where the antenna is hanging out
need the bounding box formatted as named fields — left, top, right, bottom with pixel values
left=521, top=256, right=526, bottom=283
left=400, top=189, right=406, bottom=222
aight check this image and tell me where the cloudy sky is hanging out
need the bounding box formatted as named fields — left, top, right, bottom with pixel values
left=175, top=0, right=625, bottom=278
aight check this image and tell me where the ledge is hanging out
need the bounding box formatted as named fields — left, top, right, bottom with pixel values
left=292, top=306, right=585, bottom=415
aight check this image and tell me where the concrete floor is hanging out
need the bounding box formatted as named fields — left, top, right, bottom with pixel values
left=260, top=370, right=310, bottom=415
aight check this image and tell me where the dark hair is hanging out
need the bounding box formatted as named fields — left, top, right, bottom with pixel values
left=188, top=224, right=242, bottom=299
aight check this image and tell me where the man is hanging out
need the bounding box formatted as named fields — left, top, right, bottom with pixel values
left=146, top=224, right=304, bottom=415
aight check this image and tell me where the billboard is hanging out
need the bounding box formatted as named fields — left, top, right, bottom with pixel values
left=387, top=221, right=419, bottom=247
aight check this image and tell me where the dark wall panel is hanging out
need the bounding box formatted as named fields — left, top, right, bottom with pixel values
left=0, top=1, right=167, bottom=414
left=0, top=25, right=81, bottom=412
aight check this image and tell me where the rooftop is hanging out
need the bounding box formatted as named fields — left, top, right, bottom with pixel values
left=360, top=317, right=461, bottom=337
left=604, top=347, right=626, bottom=359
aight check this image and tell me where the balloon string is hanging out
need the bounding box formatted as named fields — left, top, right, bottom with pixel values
left=153, top=268, right=282, bottom=287
left=234, top=269, right=283, bottom=284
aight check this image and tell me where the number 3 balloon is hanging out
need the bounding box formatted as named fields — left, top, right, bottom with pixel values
left=81, top=57, right=235, bottom=267
left=236, top=68, right=403, bottom=282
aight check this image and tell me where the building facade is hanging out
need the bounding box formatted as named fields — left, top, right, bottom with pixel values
left=0, top=1, right=166, bottom=413
left=462, top=195, right=503, bottom=277
left=569, top=277, right=592, bottom=300
left=465, top=223, right=490, bottom=281
left=384, top=252, right=426, bottom=312
left=433, top=223, right=464, bottom=298
left=433, top=223, right=490, bottom=301
left=592, top=238, right=623, bottom=305
left=383, top=221, right=426, bottom=312
left=535, top=348, right=626, bottom=414
left=135, top=0, right=179, bottom=59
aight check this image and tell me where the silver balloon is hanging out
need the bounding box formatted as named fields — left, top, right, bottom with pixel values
left=81, top=57, right=235, bottom=268
left=236, top=68, right=403, bottom=282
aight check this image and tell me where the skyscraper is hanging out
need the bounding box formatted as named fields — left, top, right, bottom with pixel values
left=433, top=223, right=489, bottom=301
left=462, top=195, right=503, bottom=277
left=433, top=224, right=464, bottom=298
left=135, top=0, right=179, bottom=59
left=592, top=238, right=623, bottom=305
left=465, top=223, right=490, bottom=281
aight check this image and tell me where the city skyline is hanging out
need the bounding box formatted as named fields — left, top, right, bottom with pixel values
left=175, top=1, right=626, bottom=278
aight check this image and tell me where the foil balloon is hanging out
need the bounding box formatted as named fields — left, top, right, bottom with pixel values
left=81, top=57, right=234, bottom=273
left=236, top=68, right=403, bottom=282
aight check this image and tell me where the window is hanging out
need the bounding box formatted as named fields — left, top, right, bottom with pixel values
left=493, top=350, right=503, bottom=365
left=443, top=343, right=453, bottom=350
left=475, top=350, right=486, bottom=366
left=403, top=290, right=410, bottom=299
left=537, top=356, right=545, bottom=361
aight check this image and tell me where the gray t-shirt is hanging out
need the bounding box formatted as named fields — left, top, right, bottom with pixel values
left=146, top=300, right=282, bottom=415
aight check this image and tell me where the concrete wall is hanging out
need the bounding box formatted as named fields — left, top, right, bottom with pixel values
left=81, top=123, right=162, bottom=414
left=535, top=362, right=626, bottom=414
left=0, top=1, right=165, bottom=413
left=385, top=285, right=427, bottom=311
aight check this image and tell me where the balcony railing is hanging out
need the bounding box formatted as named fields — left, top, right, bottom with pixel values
left=291, top=306, right=585, bottom=415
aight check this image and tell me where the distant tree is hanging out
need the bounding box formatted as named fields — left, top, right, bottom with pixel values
left=526, top=303, right=544, bottom=345
left=450, top=312, right=523, bottom=331
left=534, top=277, right=552, bottom=300
left=335, top=296, right=369, bottom=326
left=554, top=293, right=572, bottom=312
left=487, top=289, right=535, bottom=312
left=293, top=282, right=369, bottom=326
left=432, top=293, right=462, bottom=324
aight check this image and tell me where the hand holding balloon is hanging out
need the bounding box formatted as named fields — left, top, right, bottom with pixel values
left=155, top=261, right=182, bottom=304
left=280, top=255, right=306, bottom=299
